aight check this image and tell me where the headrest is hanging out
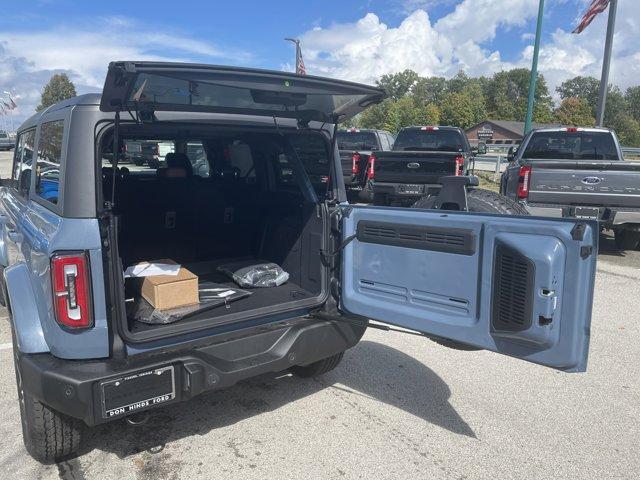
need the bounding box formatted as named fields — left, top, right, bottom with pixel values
left=165, top=152, right=192, bottom=173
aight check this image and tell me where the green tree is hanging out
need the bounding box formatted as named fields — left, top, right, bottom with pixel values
left=553, top=97, right=595, bottom=126
left=422, top=103, right=441, bottom=126
left=603, top=86, right=628, bottom=127
left=376, top=69, right=419, bottom=100
left=556, top=76, right=600, bottom=113
left=624, top=86, right=640, bottom=122
left=412, top=76, right=447, bottom=107
left=358, top=99, right=396, bottom=131
left=440, top=90, right=475, bottom=129
left=609, top=114, right=640, bottom=147
left=37, top=73, right=77, bottom=111
left=485, top=68, right=553, bottom=123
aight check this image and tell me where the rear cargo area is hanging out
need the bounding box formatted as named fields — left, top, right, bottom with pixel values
left=101, top=126, right=331, bottom=338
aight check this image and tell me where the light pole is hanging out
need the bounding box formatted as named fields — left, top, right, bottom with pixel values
left=524, top=0, right=545, bottom=135
left=3, top=91, right=15, bottom=133
left=595, top=0, right=618, bottom=126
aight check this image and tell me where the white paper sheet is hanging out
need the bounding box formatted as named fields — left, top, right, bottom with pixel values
left=124, top=262, right=181, bottom=278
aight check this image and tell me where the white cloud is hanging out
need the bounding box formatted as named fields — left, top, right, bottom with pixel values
left=0, top=17, right=250, bottom=126
left=299, top=0, right=640, bottom=100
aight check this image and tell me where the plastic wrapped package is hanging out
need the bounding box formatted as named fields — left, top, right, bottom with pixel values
left=129, top=282, right=251, bottom=324
left=217, top=260, right=290, bottom=288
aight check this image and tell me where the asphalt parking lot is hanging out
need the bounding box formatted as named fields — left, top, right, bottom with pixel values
left=0, top=150, right=638, bottom=479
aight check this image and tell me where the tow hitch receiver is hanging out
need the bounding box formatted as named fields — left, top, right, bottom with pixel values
left=430, top=175, right=479, bottom=211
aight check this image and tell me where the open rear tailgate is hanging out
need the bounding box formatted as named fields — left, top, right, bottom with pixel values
left=100, top=61, right=386, bottom=123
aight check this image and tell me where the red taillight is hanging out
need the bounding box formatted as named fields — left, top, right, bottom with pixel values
left=565, top=127, right=581, bottom=133
left=517, top=166, right=532, bottom=199
left=421, top=126, right=439, bottom=131
left=51, top=252, right=93, bottom=329
left=454, top=155, right=464, bottom=176
left=351, top=152, right=361, bottom=175
left=367, top=155, right=376, bottom=180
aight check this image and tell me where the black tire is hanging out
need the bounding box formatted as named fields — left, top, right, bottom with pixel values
left=12, top=331, right=84, bottom=463
left=412, top=188, right=530, bottom=216
left=412, top=188, right=529, bottom=351
left=614, top=230, right=640, bottom=250
left=290, top=352, right=344, bottom=378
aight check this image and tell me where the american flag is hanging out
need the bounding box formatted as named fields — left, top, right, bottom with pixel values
left=296, top=45, right=306, bottom=75
left=572, top=0, right=610, bottom=34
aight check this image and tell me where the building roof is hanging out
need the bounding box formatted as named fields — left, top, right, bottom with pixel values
left=466, top=119, right=562, bottom=137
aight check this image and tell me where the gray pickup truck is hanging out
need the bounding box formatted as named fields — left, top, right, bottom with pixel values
left=501, top=127, right=640, bottom=249
left=0, top=131, right=15, bottom=151
left=370, top=126, right=483, bottom=206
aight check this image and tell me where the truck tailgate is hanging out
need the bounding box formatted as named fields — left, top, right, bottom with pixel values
left=374, top=151, right=457, bottom=183
left=528, top=160, right=640, bottom=208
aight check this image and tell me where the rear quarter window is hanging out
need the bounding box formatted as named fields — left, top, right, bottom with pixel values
left=35, top=120, right=65, bottom=205
left=273, top=133, right=331, bottom=199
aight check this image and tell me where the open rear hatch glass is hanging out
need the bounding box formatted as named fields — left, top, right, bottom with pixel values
left=99, top=61, right=386, bottom=123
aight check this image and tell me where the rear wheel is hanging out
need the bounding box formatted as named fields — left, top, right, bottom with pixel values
left=614, top=229, right=640, bottom=250
left=412, top=188, right=529, bottom=351
left=12, top=330, right=84, bottom=463
left=290, top=352, right=344, bottom=378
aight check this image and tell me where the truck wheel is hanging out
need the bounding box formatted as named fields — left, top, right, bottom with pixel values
left=13, top=333, right=84, bottom=463
left=614, top=230, right=640, bottom=250
left=412, top=188, right=529, bottom=216
left=412, top=189, right=529, bottom=351
left=290, top=352, right=344, bottom=378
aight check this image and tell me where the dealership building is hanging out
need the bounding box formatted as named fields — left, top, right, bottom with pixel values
left=465, top=120, right=561, bottom=145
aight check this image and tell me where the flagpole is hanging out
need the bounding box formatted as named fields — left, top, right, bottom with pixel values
left=524, top=0, right=545, bottom=135
left=285, top=37, right=300, bottom=73
left=596, top=0, right=617, bottom=127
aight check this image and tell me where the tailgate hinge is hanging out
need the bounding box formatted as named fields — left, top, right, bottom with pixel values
left=320, top=234, right=356, bottom=267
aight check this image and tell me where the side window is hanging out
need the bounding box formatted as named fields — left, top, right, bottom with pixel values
left=184, top=141, right=210, bottom=178
left=12, top=129, right=36, bottom=197
left=35, top=120, right=64, bottom=205
left=378, top=133, right=390, bottom=151
left=385, top=133, right=395, bottom=150
left=227, top=141, right=255, bottom=181
left=275, top=134, right=331, bottom=199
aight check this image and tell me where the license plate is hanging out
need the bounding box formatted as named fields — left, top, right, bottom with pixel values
left=100, top=366, right=176, bottom=419
left=398, top=184, right=423, bottom=195
left=573, top=207, right=600, bottom=219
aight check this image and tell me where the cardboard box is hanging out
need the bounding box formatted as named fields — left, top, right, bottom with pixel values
left=134, top=259, right=199, bottom=310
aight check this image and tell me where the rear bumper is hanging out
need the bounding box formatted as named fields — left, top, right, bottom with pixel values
left=18, top=318, right=365, bottom=426
left=527, top=204, right=640, bottom=227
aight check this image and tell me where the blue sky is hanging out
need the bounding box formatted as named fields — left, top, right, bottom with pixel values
left=1, top=0, right=638, bottom=125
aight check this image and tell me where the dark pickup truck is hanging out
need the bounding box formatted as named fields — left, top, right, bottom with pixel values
left=370, top=126, right=482, bottom=206
left=337, top=128, right=394, bottom=196
left=501, top=127, right=640, bottom=249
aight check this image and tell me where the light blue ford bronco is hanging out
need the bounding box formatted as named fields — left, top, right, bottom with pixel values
left=0, top=62, right=598, bottom=463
